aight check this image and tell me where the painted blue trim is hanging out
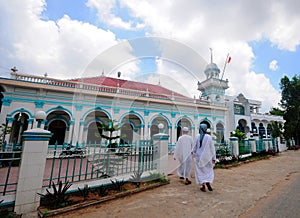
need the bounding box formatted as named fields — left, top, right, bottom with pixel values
left=75, top=104, right=83, bottom=111
left=175, top=115, right=195, bottom=128
left=2, top=97, right=12, bottom=106
left=46, top=106, right=74, bottom=120
left=35, top=101, right=44, bottom=108
left=144, top=110, right=149, bottom=116
left=118, top=111, right=145, bottom=125
left=81, top=107, right=112, bottom=121
left=148, top=113, right=171, bottom=126
left=46, top=116, right=70, bottom=127
left=22, top=131, right=52, bottom=141
left=85, top=118, right=104, bottom=128
left=153, top=134, right=169, bottom=140
left=7, top=108, right=34, bottom=119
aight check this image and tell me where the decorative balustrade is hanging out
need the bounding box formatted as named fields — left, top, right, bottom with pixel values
left=10, top=72, right=218, bottom=106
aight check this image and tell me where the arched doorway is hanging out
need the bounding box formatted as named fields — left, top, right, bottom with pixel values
left=237, top=119, right=248, bottom=133
left=258, top=123, right=266, bottom=138
left=120, top=114, right=142, bottom=144
left=177, top=118, right=192, bottom=140
left=48, top=120, right=66, bottom=145
left=84, top=110, right=110, bottom=145
left=86, top=121, right=103, bottom=145
left=216, top=122, right=225, bottom=143
left=200, top=120, right=211, bottom=134
left=150, top=125, right=159, bottom=138
left=120, top=123, right=134, bottom=145
left=150, top=115, right=169, bottom=139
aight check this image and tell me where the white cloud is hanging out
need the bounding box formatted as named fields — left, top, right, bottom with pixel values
left=269, top=60, right=279, bottom=71
left=3, top=0, right=300, bottom=112
left=0, top=0, right=118, bottom=78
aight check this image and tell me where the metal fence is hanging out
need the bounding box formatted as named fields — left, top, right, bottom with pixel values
left=43, top=140, right=155, bottom=187
left=215, top=141, right=233, bottom=158
left=0, top=150, right=22, bottom=196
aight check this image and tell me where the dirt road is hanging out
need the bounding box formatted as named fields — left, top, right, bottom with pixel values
left=53, top=150, right=300, bottom=218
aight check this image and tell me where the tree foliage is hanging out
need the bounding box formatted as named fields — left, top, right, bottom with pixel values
left=269, top=107, right=284, bottom=116
left=230, top=129, right=247, bottom=141
left=96, top=120, right=121, bottom=148
left=280, top=75, right=300, bottom=144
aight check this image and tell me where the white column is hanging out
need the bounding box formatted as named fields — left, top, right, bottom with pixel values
left=171, top=125, right=176, bottom=145
left=78, top=122, right=84, bottom=145
left=153, top=133, right=169, bottom=176
left=140, top=126, right=144, bottom=140
left=14, top=128, right=52, bottom=215
left=68, top=122, right=74, bottom=144
left=249, top=138, right=256, bottom=153
left=229, top=137, right=239, bottom=157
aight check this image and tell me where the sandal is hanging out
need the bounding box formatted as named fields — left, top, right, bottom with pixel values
left=200, top=185, right=206, bottom=192
left=206, top=182, right=213, bottom=191
left=184, top=180, right=192, bottom=185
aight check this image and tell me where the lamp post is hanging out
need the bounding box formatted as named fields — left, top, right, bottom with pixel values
left=35, top=111, right=46, bottom=128
left=158, top=123, right=164, bottom=134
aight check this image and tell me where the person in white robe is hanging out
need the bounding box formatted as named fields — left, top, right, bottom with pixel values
left=193, top=124, right=216, bottom=191
left=173, top=127, right=193, bottom=185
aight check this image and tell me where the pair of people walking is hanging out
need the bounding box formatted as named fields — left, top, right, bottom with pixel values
left=173, top=124, right=216, bottom=192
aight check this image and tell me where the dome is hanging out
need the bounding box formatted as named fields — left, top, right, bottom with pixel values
left=204, top=62, right=220, bottom=79
left=205, top=63, right=219, bottom=71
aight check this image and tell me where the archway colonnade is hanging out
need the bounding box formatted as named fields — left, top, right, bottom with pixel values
left=3, top=106, right=225, bottom=147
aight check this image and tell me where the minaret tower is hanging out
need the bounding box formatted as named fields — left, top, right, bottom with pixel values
left=197, top=48, right=229, bottom=103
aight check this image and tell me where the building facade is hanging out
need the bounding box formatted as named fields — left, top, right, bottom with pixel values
left=0, top=61, right=283, bottom=149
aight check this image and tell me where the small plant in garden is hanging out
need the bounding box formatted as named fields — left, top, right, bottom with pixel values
left=93, top=185, right=109, bottom=197
left=146, top=172, right=169, bottom=184
left=38, top=180, right=72, bottom=209
left=110, top=179, right=126, bottom=192
left=78, top=184, right=90, bottom=200
left=129, top=171, right=144, bottom=188
left=96, top=120, right=122, bottom=150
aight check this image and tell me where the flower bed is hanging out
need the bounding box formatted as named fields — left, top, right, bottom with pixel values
left=38, top=177, right=169, bottom=217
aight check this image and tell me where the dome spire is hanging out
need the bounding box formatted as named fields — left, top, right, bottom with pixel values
left=209, top=47, right=213, bottom=63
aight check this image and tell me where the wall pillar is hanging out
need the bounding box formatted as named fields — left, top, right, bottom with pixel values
left=263, top=138, right=271, bottom=151
left=152, top=133, right=169, bottom=176
left=229, top=137, right=239, bottom=157
left=249, top=138, right=256, bottom=153
left=14, top=128, right=52, bottom=215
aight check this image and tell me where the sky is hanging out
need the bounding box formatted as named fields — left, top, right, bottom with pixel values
left=1, top=0, right=300, bottom=112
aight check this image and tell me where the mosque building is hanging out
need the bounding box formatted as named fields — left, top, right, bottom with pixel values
left=0, top=60, right=284, bottom=149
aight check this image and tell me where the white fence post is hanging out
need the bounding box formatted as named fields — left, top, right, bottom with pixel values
left=152, top=132, right=169, bottom=176
left=14, top=128, right=51, bottom=215
left=249, top=138, right=256, bottom=153
left=229, top=137, right=239, bottom=157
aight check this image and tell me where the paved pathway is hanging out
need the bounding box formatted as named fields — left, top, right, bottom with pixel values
left=50, top=150, right=300, bottom=218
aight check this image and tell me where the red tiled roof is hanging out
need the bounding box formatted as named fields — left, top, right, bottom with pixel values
left=70, top=76, right=187, bottom=98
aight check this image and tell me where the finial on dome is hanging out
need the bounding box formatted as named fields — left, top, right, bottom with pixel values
left=209, top=48, right=213, bottom=63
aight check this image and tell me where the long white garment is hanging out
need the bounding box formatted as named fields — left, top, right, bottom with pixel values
left=173, top=134, right=193, bottom=178
left=193, top=134, right=216, bottom=184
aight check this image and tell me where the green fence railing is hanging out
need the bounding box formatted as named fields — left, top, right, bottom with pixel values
left=43, top=141, right=155, bottom=187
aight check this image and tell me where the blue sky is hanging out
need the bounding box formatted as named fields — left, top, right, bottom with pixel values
left=1, top=0, right=300, bottom=112
left=250, top=39, right=300, bottom=90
